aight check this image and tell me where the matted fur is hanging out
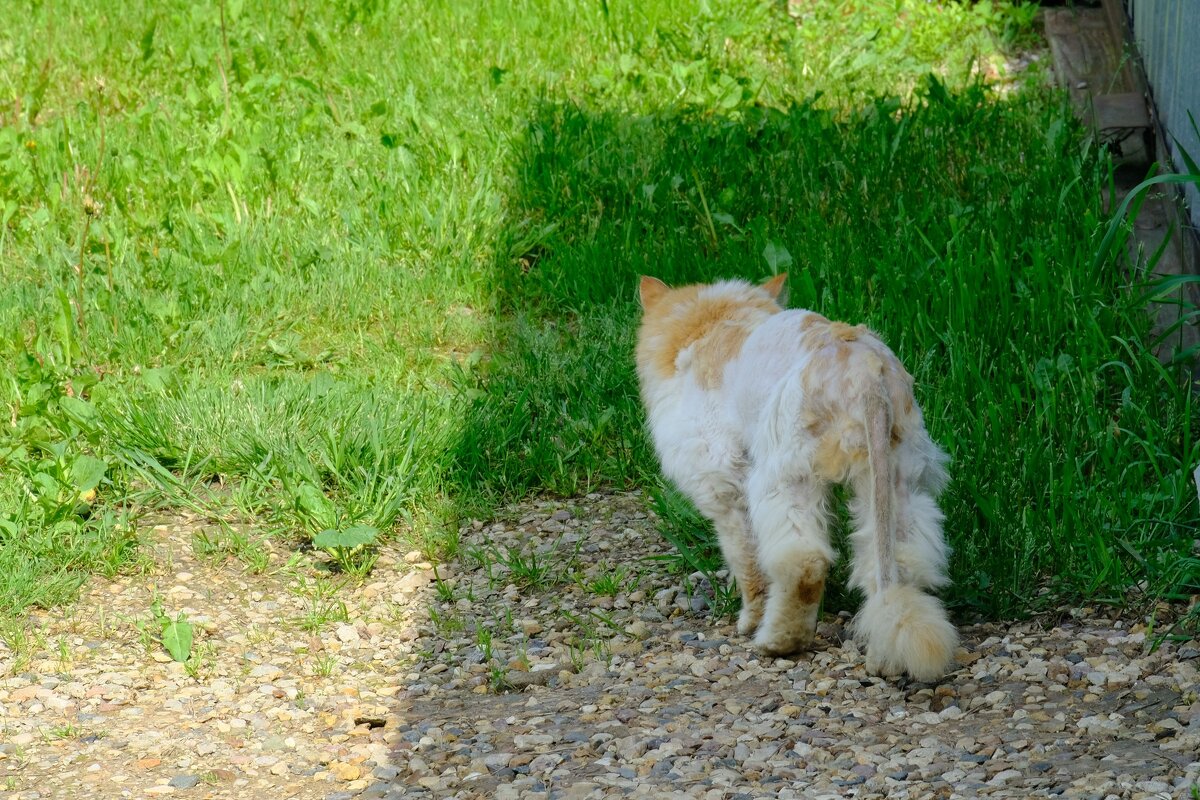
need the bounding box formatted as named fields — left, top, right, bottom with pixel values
left=636, top=274, right=956, bottom=681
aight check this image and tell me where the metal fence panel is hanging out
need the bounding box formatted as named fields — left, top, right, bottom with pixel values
left=1127, top=0, right=1200, bottom=230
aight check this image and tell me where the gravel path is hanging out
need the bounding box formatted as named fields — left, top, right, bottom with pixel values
left=2, top=492, right=1197, bottom=799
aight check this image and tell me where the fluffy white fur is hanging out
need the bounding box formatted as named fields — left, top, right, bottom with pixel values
left=636, top=275, right=957, bottom=681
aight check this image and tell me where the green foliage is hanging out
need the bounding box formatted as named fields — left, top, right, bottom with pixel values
left=312, top=525, right=380, bottom=578
left=0, top=0, right=1192, bottom=625
left=0, top=327, right=136, bottom=614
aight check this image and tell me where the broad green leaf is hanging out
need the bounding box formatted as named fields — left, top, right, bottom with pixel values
left=141, top=366, right=176, bottom=392
left=161, top=615, right=193, bottom=663
left=294, top=484, right=336, bottom=527
left=31, top=471, right=59, bottom=499
left=762, top=240, right=793, bottom=271
left=313, top=525, right=379, bottom=550
left=59, top=395, right=98, bottom=429
left=71, top=454, right=108, bottom=494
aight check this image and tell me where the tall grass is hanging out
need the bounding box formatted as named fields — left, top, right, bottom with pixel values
left=1, top=0, right=1194, bottom=623
left=454, top=83, right=1199, bottom=617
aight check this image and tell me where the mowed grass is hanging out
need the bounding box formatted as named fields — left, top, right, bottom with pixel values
left=1, top=0, right=1195, bottom=624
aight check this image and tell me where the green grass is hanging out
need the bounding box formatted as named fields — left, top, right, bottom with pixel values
left=1, top=0, right=1195, bottom=625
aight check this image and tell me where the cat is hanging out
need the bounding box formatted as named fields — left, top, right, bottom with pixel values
left=635, top=274, right=957, bottom=681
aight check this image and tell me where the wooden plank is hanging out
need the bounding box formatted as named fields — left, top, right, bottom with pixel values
left=1044, top=7, right=1137, bottom=112
left=1094, top=92, right=1150, bottom=131
left=1094, top=92, right=1152, bottom=159
left=1101, top=0, right=1149, bottom=95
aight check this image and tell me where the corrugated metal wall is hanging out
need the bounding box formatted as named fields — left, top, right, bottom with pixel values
left=1126, top=0, right=1200, bottom=230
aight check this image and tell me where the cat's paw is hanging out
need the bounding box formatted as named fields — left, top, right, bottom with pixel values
left=752, top=626, right=813, bottom=657
left=864, top=653, right=903, bottom=679
left=736, top=605, right=762, bottom=637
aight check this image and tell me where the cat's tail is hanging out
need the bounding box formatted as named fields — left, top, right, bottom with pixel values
left=852, top=390, right=957, bottom=682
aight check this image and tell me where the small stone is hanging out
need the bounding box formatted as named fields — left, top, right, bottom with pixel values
left=1150, top=718, right=1181, bottom=738
left=328, top=761, right=362, bottom=781
left=990, top=769, right=1023, bottom=785
left=10, top=686, right=41, bottom=702
left=249, top=664, right=284, bottom=680
left=483, top=753, right=513, bottom=771
left=528, top=753, right=563, bottom=772
left=513, top=734, right=555, bottom=749
left=261, top=734, right=287, bottom=751
left=168, top=775, right=200, bottom=789
left=627, top=621, right=651, bottom=639
left=507, top=670, right=556, bottom=690
left=396, top=571, right=432, bottom=593
left=335, top=624, right=360, bottom=644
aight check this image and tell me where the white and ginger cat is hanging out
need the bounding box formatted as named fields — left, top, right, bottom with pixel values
left=636, top=274, right=957, bottom=681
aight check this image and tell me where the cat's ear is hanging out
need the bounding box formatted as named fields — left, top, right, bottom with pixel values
left=639, top=276, right=670, bottom=308
left=762, top=273, right=788, bottom=304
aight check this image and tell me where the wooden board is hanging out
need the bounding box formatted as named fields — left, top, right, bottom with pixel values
left=1044, top=7, right=1139, bottom=108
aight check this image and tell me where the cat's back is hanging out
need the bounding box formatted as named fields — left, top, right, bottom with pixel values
left=724, top=309, right=829, bottom=394
left=727, top=308, right=918, bottom=445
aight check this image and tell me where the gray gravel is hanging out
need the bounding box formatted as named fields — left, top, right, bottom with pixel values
left=1, top=491, right=1197, bottom=800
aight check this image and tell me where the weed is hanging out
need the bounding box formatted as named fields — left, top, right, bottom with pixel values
left=464, top=546, right=499, bottom=588
left=493, top=543, right=557, bottom=590
left=45, top=722, right=85, bottom=741
left=184, top=641, right=218, bottom=680
left=561, top=610, right=614, bottom=669
left=583, top=566, right=638, bottom=597
left=492, top=537, right=582, bottom=591
left=475, top=625, right=494, bottom=662
left=429, top=606, right=466, bottom=636
left=292, top=576, right=350, bottom=632
left=192, top=527, right=273, bottom=574
left=313, top=526, right=380, bottom=580
left=56, top=637, right=71, bottom=668
left=0, top=620, right=44, bottom=676
left=312, top=654, right=337, bottom=678
left=488, top=664, right=511, bottom=692
left=432, top=566, right=456, bottom=603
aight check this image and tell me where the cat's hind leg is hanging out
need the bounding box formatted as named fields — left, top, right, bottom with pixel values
left=710, top=502, right=767, bottom=636
left=688, top=487, right=766, bottom=637
left=746, top=468, right=834, bottom=656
